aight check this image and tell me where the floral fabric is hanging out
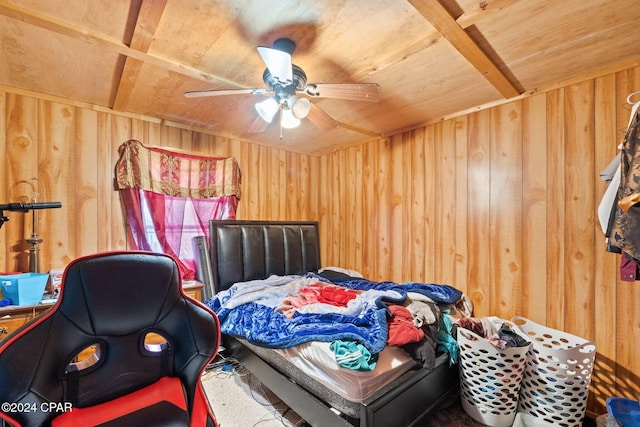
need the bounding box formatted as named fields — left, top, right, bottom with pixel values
left=115, top=139, right=241, bottom=199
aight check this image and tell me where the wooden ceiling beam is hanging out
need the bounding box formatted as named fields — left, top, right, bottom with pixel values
left=408, top=0, right=520, bottom=99
left=112, top=0, right=168, bottom=111
left=455, top=0, right=518, bottom=29
left=351, top=0, right=518, bottom=82
left=129, top=0, right=166, bottom=53
left=0, top=0, right=243, bottom=88
left=349, top=30, right=441, bottom=81
left=336, top=121, right=382, bottom=138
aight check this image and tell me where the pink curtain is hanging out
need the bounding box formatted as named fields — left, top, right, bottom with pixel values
left=115, top=140, right=241, bottom=279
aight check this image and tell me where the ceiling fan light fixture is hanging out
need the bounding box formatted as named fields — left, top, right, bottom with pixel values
left=288, top=96, right=311, bottom=119
left=185, top=37, right=381, bottom=135
left=281, top=108, right=301, bottom=128
left=255, top=98, right=279, bottom=123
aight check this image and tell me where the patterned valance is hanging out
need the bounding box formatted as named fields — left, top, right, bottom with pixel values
left=115, top=140, right=241, bottom=199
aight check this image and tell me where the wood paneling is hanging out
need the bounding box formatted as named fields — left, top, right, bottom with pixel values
left=1, top=64, right=639, bottom=417
left=319, top=66, right=640, bottom=414
left=1, top=0, right=639, bottom=153
left=466, top=109, right=491, bottom=315
left=546, top=88, right=567, bottom=330
left=521, top=94, right=547, bottom=324
left=0, top=92, right=317, bottom=273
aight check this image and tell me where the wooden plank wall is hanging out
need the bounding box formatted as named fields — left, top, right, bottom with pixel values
left=319, top=66, right=640, bottom=414
left=1, top=65, right=639, bottom=416
left=0, top=92, right=318, bottom=273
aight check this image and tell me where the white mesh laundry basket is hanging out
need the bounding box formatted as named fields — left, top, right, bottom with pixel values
left=512, top=317, right=596, bottom=427
left=456, top=320, right=531, bottom=427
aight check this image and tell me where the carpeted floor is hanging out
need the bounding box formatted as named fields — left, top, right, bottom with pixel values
left=201, top=354, right=305, bottom=427
left=412, top=395, right=487, bottom=427
left=200, top=353, right=598, bottom=427
left=201, top=352, right=484, bottom=427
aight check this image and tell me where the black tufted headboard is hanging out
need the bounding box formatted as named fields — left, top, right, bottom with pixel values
left=208, top=220, right=321, bottom=292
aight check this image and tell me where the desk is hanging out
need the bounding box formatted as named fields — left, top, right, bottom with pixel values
left=0, top=281, right=204, bottom=342
left=0, top=303, right=53, bottom=341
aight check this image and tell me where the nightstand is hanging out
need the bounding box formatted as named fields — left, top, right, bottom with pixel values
left=182, top=280, right=204, bottom=301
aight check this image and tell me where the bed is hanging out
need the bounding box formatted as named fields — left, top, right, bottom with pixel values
left=204, top=220, right=463, bottom=427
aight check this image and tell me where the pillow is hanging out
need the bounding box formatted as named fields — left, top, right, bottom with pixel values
left=318, top=266, right=363, bottom=278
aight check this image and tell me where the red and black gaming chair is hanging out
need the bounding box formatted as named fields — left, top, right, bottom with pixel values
left=0, top=251, right=220, bottom=427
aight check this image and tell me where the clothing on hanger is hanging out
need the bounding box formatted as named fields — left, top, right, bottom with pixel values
left=607, top=93, right=640, bottom=281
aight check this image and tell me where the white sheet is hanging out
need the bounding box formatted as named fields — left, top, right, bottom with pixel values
left=274, top=341, right=418, bottom=403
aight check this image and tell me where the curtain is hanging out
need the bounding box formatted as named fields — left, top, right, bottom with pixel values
left=115, top=139, right=241, bottom=279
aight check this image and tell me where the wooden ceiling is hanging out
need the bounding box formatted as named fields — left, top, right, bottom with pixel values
left=0, top=0, right=639, bottom=153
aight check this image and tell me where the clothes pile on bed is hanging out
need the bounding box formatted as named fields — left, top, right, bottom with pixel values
left=206, top=269, right=472, bottom=372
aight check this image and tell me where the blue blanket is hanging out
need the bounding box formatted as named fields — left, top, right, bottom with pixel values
left=206, top=273, right=462, bottom=354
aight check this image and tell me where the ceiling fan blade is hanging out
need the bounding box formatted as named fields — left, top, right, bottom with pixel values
left=184, top=88, right=270, bottom=98
left=248, top=115, right=270, bottom=133
left=302, top=83, right=381, bottom=102
left=306, top=102, right=338, bottom=131
left=257, top=46, right=293, bottom=83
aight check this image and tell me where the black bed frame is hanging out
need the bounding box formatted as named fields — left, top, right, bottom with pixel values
left=208, top=220, right=459, bottom=427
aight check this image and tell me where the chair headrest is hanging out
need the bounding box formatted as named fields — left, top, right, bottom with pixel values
left=58, top=252, right=182, bottom=336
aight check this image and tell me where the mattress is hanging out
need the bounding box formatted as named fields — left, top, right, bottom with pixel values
left=274, top=341, right=419, bottom=403
left=234, top=336, right=454, bottom=419
left=210, top=222, right=463, bottom=424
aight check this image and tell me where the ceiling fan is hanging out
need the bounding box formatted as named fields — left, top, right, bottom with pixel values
left=184, top=38, right=381, bottom=134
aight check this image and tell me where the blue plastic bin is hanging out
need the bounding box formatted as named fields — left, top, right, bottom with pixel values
left=607, top=397, right=640, bottom=427
left=0, top=273, right=48, bottom=305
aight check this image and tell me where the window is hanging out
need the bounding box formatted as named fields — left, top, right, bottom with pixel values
left=115, top=140, right=241, bottom=279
